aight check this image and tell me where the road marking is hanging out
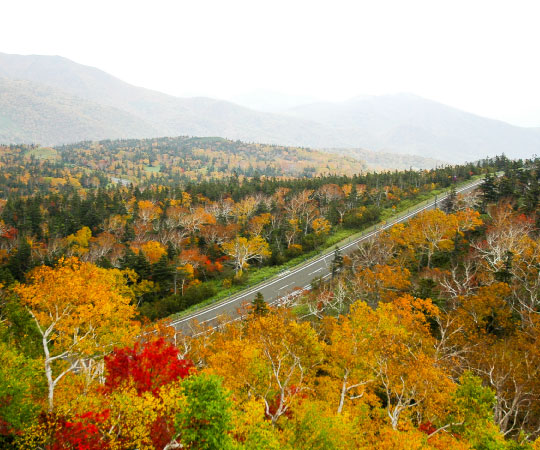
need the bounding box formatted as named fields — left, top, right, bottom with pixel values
left=171, top=179, right=484, bottom=329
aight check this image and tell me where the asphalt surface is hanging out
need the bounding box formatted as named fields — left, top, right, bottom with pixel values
left=171, top=178, right=484, bottom=333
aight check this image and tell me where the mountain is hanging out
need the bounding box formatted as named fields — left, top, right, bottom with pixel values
left=0, top=52, right=341, bottom=147
left=0, top=78, right=158, bottom=145
left=230, top=89, right=320, bottom=113
left=283, top=94, right=540, bottom=162
left=1, top=52, right=539, bottom=163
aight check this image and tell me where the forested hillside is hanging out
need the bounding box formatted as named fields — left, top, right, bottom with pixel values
left=1, top=153, right=539, bottom=449
left=0, top=78, right=158, bottom=144
left=0, top=142, right=485, bottom=320
left=325, top=147, right=444, bottom=170
left=56, top=136, right=368, bottom=180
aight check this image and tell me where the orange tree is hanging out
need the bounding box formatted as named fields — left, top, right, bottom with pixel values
left=15, top=257, right=140, bottom=412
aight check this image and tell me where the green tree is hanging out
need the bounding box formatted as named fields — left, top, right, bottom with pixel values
left=0, top=342, right=42, bottom=444
left=176, top=374, right=234, bottom=450
left=251, top=292, right=268, bottom=316
left=152, top=254, right=174, bottom=294
left=481, top=173, right=498, bottom=209
left=448, top=372, right=507, bottom=450
left=442, top=183, right=457, bottom=213
left=331, top=247, right=344, bottom=278
left=7, top=238, right=32, bottom=281
left=134, top=251, right=151, bottom=280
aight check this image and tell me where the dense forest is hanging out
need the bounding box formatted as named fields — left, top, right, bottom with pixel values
left=1, top=148, right=539, bottom=449
left=0, top=142, right=496, bottom=320
left=58, top=136, right=369, bottom=180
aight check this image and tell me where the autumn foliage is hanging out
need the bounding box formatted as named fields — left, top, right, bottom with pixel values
left=3, top=155, right=540, bottom=449
left=103, top=338, right=193, bottom=395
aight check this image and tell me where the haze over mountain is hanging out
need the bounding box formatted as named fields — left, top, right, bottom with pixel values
left=324, top=147, right=445, bottom=171
left=1, top=52, right=539, bottom=163
left=282, top=94, right=540, bottom=162
left=0, top=78, right=158, bottom=145
left=230, top=89, right=320, bottom=113
left=0, top=52, right=341, bottom=147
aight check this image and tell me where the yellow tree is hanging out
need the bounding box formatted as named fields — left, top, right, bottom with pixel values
left=248, top=213, right=272, bottom=237
left=102, top=214, right=128, bottom=238
left=137, top=200, right=162, bottom=225
left=322, top=301, right=377, bottom=414
left=15, top=257, right=140, bottom=411
left=179, top=207, right=216, bottom=234
left=65, top=226, right=92, bottom=257
left=221, top=236, right=271, bottom=275
left=285, top=189, right=319, bottom=235
left=392, top=209, right=481, bottom=268
left=87, top=231, right=117, bottom=262
left=441, top=283, right=540, bottom=436
left=206, top=309, right=323, bottom=424
left=312, top=217, right=331, bottom=236
left=348, top=264, right=411, bottom=306
left=374, top=295, right=454, bottom=430
left=134, top=240, right=167, bottom=264
left=233, top=196, right=258, bottom=224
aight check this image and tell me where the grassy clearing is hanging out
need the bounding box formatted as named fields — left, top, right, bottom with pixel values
left=171, top=175, right=484, bottom=319
left=25, top=147, right=58, bottom=160
left=144, top=165, right=161, bottom=173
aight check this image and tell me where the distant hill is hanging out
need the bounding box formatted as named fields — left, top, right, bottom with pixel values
left=283, top=94, right=540, bottom=162
left=0, top=78, right=157, bottom=145
left=0, top=52, right=341, bottom=148
left=56, top=136, right=368, bottom=181
left=1, top=52, right=539, bottom=163
left=324, top=147, right=445, bottom=170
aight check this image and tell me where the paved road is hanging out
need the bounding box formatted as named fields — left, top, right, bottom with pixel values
left=171, top=178, right=484, bottom=333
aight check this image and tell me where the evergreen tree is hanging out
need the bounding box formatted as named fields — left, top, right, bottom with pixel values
left=167, top=241, right=177, bottom=260
left=523, top=178, right=539, bottom=214
left=152, top=254, right=174, bottom=294
left=498, top=175, right=515, bottom=199
left=331, top=247, right=344, bottom=278
left=0, top=267, right=15, bottom=286
left=123, top=222, right=135, bottom=243
left=481, top=173, right=498, bottom=209
left=119, top=247, right=138, bottom=271
left=96, top=256, right=113, bottom=269
left=134, top=252, right=151, bottom=280
left=442, top=183, right=457, bottom=213
left=8, top=239, right=33, bottom=281
left=251, top=291, right=268, bottom=316
left=28, top=197, right=43, bottom=238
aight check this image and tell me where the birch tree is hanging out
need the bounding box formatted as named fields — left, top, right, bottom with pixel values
left=15, top=257, right=140, bottom=411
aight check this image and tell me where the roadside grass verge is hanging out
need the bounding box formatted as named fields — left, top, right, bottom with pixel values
left=170, top=175, right=484, bottom=319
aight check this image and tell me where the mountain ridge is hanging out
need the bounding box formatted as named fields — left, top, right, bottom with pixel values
left=1, top=52, right=539, bottom=163
left=283, top=93, right=540, bottom=161
left=0, top=52, right=346, bottom=148
left=0, top=77, right=159, bottom=145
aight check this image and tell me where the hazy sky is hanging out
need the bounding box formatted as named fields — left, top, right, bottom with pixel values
left=2, top=0, right=540, bottom=126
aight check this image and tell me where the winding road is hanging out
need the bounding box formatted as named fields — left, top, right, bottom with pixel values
left=171, top=177, right=484, bottom=333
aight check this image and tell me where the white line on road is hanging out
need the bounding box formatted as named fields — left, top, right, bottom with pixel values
left=171, top=179, right=484, bottom=328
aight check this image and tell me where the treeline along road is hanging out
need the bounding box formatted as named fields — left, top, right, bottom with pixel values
left=171, top=177, right=486, bottom=333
